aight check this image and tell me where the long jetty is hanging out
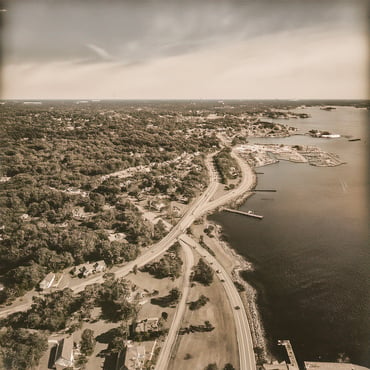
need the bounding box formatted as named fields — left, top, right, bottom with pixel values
left=254, top=189, right=277, bottom=192
left=223, top=208, right=264, bottom=219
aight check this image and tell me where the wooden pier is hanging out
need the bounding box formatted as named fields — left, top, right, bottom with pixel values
left=278, top=340, right=299, bottom=369
left=254, top=189, right=277, bottom=192
left=223, top=208, right=264, bottom=219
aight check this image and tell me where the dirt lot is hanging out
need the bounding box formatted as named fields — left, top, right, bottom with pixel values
left=168, top=253, right=239, bottom=370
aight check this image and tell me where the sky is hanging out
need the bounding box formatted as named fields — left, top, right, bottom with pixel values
left=0, top=0, right=368, bottom=99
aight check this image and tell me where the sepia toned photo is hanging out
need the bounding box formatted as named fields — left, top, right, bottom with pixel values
left=0, top=1, right=368, bottom=370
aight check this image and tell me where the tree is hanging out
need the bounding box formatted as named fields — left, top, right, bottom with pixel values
left=192, top=258, right=213, bottom=286
left=99, top=277, right=138, bottom=322
left=142, top=248, right=183, bottom=279
left=223, top=364, right=236, bottom=370
left=204, top=364, right=218, bottom=370
left=189, top=295, right=209, bottom=310
left=153, top=219, right=167, bottom=240
left=108, top=325, right=128, bottom=354
left=0, top=328, right=48, bottom=370
left=26, top=288, right=78, bottom=331
left=4, top=262, right=45, bottom=295
left=169, top=288, right=181, bottom=303
left=80, top=329, right=96, bottom=356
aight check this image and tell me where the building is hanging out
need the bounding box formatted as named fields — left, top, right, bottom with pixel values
left=135, top=318, right=159, bottom=333
left=263, top=362, right=289, bottom=370
left=304, top=362, right=369, bottom=370
left=124, top=341, right=147, bottom=370
left=54, top=336, right=74, bottom=370
left=71, top=260, right=107, bottom=278
left=81, top=264, right=94, bottom=278
left=93, top=260, right=107, bottom=273
left=39, top=272, right=55, bottom=290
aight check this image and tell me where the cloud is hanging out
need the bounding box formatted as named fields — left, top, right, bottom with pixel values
left=3, top=0, right=366, bottom=66
left=2, top=28, right=367, bottom=100
left=85, top=43, right=113, bottom=61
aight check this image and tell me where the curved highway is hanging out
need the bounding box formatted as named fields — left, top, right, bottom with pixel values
left=179, top=234, right=256, bottom=370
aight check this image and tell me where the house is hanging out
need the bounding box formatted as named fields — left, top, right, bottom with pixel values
left=135, top=317, right=159, bottom=333
left=39, top=273, right=55, bottom=290
left=93, top=260, right=106, bottom=273
left=81, top=264, right=94, bottom=278
left=20, top=213, right=30, bottom=221
left=71, top=260, right=107, bottom=278
left=54, top=336, right=74, bottom=370
left=124, top=342, right=147, bottom=370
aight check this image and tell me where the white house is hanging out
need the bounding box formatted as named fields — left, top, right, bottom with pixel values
left=39, top=273, right=55, bottom=290
left=55, top=336, right=74, bottom=370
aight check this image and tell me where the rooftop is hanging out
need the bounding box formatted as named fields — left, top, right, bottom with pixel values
left=304, top=362, right=369, bottom=370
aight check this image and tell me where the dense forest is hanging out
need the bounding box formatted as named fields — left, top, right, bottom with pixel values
left=0, top=101, right=219, bottom=302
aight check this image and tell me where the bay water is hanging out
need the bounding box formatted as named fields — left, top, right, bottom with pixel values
left=211, top=107, right=369, bottom=366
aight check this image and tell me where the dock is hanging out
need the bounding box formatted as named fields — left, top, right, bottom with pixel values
left=278, top=340, right=299, bottom=369
left=254, top=189, right=277, bottom=192
left=223, top=208, right=264, bottom=219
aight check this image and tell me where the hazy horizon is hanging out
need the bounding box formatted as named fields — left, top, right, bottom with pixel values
left=1, top=0, right=368, bottom=100
left=2, top=98, right=369, bottom=102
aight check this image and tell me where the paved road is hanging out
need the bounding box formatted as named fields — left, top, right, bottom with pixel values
left=179, top=234, right=256, bottom=370
left=203, top=147, right=256, bottom=214
left=0, top=301, right=31, bottom=319
left=155, top=239, right=194, bottom=370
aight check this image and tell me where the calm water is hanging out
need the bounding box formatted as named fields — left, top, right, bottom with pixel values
left=211, top=107, right=369, bottom=366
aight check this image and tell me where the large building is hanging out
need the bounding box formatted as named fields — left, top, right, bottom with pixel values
left=54, top=336, right=74, bottom=370
left=305, top=362, right=369, bottom=370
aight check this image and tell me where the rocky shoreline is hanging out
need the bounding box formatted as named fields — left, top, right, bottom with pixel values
left=211, top=222, right=268, bottom=364
left=205, top=150, right=270, bottom=363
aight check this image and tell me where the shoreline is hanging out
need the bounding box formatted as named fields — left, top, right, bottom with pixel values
left=205, top=158, right=269, bottom=363
left=209, top=220, right=269, bottom=363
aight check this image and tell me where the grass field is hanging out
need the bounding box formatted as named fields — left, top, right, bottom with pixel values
left=168, top=253, right=239, bottom=370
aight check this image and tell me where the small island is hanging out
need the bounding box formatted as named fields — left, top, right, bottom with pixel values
left=308, top=129, right=341, bottom=139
